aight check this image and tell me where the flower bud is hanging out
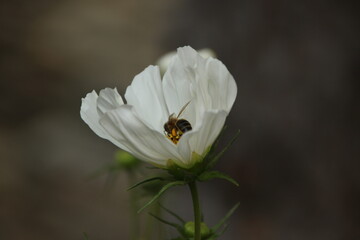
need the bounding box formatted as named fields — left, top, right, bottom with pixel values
left=114, top=150, right=139, bottom=169
left=184, top=221, right=210, bottom=238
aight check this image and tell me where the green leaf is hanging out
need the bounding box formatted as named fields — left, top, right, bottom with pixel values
left=137, top=181, right=186, bottom=213
left=159, top=203, right=186, bottom=224
left=198, top=171, right=239, bottom=186
left=207, top=224, right=229, bottom=240
left=206, top=129, right=240, bottom=170
left=127, top=177, right=165, bottom=191
left=149, top=213, right=186, bottom=237
left=212, top=202, right=240, bottom=234
left=216, top=223, right=229, bottom=236
left=211, top=126, right=228, bottom=151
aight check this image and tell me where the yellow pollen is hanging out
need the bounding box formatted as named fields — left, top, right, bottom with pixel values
left=166, top=129, right=182, bottom=144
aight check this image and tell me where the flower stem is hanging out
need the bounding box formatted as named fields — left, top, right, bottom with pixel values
left=189, top=181, right=201, bottom=240
left=128, top=171, right=140, bottom=240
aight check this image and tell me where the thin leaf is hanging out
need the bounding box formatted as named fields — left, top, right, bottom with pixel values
left=127, top=177, right=165, bottom=191
left=216, top=223, right=229, bottom=236
left=211, top=125, right=228, bottom=151
left=159, top=203, right=186, bottom=224
left=206, top=224, right=228, bottom=240
left=198, top=171, right=239, bottom=186
left=212, top=202, right=240, bottom=233
left=137, top=181, right=186, bottom=213
left=149, top=213, right=186, bottom=236
left=206, top=129, right=240, bottom=170
left=149, top=212, right=181, bottom=228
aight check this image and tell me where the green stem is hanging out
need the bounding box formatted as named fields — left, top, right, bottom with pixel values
left=128, top=171, right=140, bottom=240
left=189, top=181, right=201, bottom=240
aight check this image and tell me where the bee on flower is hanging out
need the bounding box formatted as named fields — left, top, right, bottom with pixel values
left=80, top=46, right=237, bottom=169
left=163, top=101, right=192, bottom=144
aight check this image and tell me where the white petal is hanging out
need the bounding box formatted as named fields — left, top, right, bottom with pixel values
left=125, top=66, right=168, bottom=131
left=156, top=50, right=176, bottom=75
left=177, top=110, right=228, bottom=166
left=157, top=48, right=216, bottom=76
left=80, top=91, right=109, bottom=139
left=204, top=58, right=237, bottom=113
left=177, top=46, right=204, bottom=69
left=97, top=88, right=124, bottom=117
left=162, top=48, right=199, bottom=126
left=163, top=46, right=237, bottom=130
left=177, top=46, right=237, bottom=113
left=80, top=90, right=129, bottom=151
left=99, top=105, right=185, bottom=167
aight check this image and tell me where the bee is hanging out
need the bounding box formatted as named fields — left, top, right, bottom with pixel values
left=164, top=101, right=192, bottom=144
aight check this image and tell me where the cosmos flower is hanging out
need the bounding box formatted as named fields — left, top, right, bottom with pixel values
left=80, top=46, right=237, bottom=169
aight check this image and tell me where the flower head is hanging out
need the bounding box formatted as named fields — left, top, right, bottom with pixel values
left=81, top=46, right=237, bottom=169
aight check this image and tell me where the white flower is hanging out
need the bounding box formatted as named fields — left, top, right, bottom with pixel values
left=81, top=46, right=237, bottom=169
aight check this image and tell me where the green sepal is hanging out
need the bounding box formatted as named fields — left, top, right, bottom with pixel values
left=211, top=202, right=240, bottom=234
left=137, top=180, right=186, bottom=213
left=198, top=171, right=239, bottom=186
left=127, top=176, right=165, bottom=191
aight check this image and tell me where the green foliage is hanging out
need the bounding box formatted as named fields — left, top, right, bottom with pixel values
left=159, top=203, right=186, bottom=224
left=211, top=202, right=240, bottom=235
left=129, top=127, right=240, bottom=213
left=204, top=129, right=240, bottom=171
left=198, top=171, right=239, bottom=186
left=150, top=202, right=239, bottom=240
left=127, top=176, right=165, bottom=191
left=164, top=128, right=240, bottom=186
left=149, top=212, right=187, bottom=237
left=127, top=127, right=241, bottom=238
left=137, top=181, right=186, bottom=213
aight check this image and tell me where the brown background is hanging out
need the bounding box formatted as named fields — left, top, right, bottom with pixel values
left=0, top=0, right=359, bottom=239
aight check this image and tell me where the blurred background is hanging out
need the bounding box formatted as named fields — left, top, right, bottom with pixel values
left=0, top=0, right=359, bottom=239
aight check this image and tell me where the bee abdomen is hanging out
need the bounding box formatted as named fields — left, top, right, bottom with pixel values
left=176, top=119, right=192, bottom=133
